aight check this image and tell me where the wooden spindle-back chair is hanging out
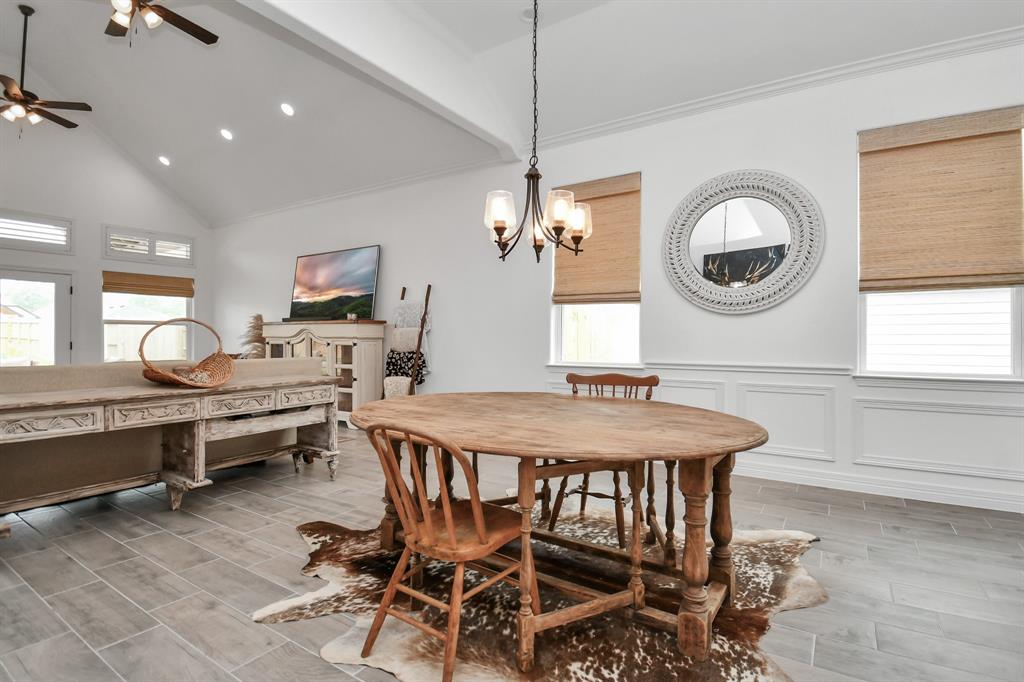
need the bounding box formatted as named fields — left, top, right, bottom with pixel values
left=548, top=373, right=661, bottom=549
left=363, top=422, right=536, bottom=682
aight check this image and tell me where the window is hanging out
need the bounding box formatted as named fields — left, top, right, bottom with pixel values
left=0, top=210, right=72, bottom=254
left=104, top=226, right=194, bottom=266
left=551, top=173, right=642, bottom=365
left=102, top=271, right=194, bottom=362
left=857, top=108, right=1024, bottom=379
left=861, top=288, right=1022, bottom=377
left=0, top=271, right=72, bottom=366
left=555, top=303, right=640, bottom=365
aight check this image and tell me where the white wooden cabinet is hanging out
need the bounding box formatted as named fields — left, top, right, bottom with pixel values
left=263, top=321, right=385, bottom=426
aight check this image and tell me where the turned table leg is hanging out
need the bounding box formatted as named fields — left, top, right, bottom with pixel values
left=516, top=457, right=538, bottom=673
left=379, top=436, right=404, bottom=550
left=628, top=462, right=646, bottom=609
left=677, top=458, right=714, bottom=659
left=664, top=460, right=678, bottom=567
left=644, top=461, right=657, bottom=544
left=710, top=454, right=736, bottom=604
left=540, top=459, right=551, bottom=521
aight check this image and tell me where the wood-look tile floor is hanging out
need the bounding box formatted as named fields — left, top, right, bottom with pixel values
left=1, top=428, right=1021, bottom=681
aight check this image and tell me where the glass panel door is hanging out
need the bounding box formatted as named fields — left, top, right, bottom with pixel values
left=0, top=270, right=71, bottom=366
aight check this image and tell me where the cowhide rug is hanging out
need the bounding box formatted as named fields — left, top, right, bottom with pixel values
left=253, top=512, right=825, bottom=681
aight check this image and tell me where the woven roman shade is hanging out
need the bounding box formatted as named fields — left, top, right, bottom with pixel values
left=102, top=271, right=195, bottom=298
left=858, top=106, right=1024, bottom=292
left=552, top=172, right=641, bottom=304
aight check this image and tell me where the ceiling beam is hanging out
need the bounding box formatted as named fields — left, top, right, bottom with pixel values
left=244, top=0, right=522, bottom=161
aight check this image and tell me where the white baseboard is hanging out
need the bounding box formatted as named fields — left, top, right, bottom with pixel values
left=733, top=460, right=1024, bottom=513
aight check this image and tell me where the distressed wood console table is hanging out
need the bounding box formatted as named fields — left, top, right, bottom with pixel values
left=0, top=360, right=339, bottom=515
left=351, top=392, right=768, bottom=670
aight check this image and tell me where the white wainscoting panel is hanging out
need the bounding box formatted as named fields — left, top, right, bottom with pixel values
left=854, top=399, right=1024, bottom=482
left=658, top=379, right=726, bottom=411
left=736, top=383, right=836, bottom=462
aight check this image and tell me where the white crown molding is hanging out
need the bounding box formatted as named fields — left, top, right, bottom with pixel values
left=537, top=26, right=1024, bottom=151
left=732, top=460, right=1024, bottom=513
left=213, top=157, right=499, bottom=229
left=215, top=27, right=1023, bottom=228
left=645, top=360, right=852, bottom=376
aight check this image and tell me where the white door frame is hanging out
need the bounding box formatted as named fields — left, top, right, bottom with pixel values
left=0, top=267, right=73, bottom=365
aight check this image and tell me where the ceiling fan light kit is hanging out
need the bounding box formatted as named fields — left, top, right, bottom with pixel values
left=104, top=0, right=220, bottom=45
left=1, top=4, right=93, bottom=130
left=482, top=0, right=594, bottom=263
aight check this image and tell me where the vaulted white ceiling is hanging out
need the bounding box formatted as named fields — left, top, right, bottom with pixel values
left=1, top=0, right=1020, bottom=227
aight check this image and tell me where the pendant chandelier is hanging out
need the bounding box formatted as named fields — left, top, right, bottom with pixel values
left=483, top=0, right=593, bottom=262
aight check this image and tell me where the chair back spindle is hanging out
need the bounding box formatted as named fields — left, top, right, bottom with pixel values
left=366, top=423, right=488, bottom=550
left=566, top=372, right=659, bottom=401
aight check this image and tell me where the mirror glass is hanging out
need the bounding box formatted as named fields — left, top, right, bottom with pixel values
left=688, top=197, right=791, bottom=288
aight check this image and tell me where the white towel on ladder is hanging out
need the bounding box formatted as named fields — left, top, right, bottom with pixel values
left=390, top=327, right=420, bottom=352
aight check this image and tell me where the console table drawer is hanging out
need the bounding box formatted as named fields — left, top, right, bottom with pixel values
left=277, top=384, right=336, bottom=408
left=107, top=398, right=200, bottom=430
left=203, top=391, right=276, bottom=418
left=0, top=407, right=105, bottom=443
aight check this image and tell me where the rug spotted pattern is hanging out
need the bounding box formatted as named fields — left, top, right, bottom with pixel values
left=253, top=513, right=825, bottom=681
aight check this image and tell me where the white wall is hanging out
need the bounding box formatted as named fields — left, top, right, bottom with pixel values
left=212, top=45, right=1024, bottom=511
left=0, top=63, right=213, bottom=364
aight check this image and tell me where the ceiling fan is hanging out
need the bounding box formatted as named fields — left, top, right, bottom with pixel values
left=1, top=5, right=92, bottom=129
left=105, top=0, right=219, bottom=45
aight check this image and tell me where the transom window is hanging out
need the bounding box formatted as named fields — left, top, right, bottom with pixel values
left=0, top=210, right=72, bottom=254
left=104, top=225, right=194, bottom=266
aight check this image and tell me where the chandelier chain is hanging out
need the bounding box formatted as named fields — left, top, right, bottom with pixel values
left=529, top=0, right=539, bottom=167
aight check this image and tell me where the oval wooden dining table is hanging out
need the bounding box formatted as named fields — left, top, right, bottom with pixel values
left=350, top=392, right=768, bottom=671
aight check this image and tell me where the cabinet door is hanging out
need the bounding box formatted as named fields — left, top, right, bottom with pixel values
left=353, top=339, right=383, bottom=409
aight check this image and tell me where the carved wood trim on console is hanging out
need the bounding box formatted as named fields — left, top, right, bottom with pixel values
left=106, top=398, right=201, bottom=430
left=277, top=384, right=336, bottom=408
left=202, top=391, right=276, bottom=417
left=0, top=407, right=105, bottom=443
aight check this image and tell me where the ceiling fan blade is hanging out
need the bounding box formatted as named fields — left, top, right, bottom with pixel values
left=30, top=100, right=92, bottom=112
left=105, top=18, right=129, bottom=38
left=33, top=108, right=79, bottom=129
left=0, top=74, right=24, bottom=101
left=148, top=5, right=219, bottom=45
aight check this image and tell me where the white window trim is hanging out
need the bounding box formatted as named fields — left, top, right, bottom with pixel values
left=856, top=287, right=1024, bottom=382
left=550, top=302, right=643, bottom=367
left=102, top=299, right=195, bottom=363
left=103, top=225, right=194, bottom=267
left=0, top=208, right=73, bottom=255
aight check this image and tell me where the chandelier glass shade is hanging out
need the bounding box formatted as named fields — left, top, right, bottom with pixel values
left=482, top=0, right=592, bottom=262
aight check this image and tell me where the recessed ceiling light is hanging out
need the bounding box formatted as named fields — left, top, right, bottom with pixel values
left=220, top=128, right=233, bottom=141
left=280, top=102, right=295, bottom=117
left=158, top=155, right=170, bottom=166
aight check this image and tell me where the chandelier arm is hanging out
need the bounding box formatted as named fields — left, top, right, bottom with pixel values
left=500, top=174, right=535, bottom=259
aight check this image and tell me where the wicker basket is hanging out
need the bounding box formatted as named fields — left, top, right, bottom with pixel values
left=139, top=318, right=235, bottom=388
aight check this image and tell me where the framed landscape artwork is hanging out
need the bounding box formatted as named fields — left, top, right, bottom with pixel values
left=288, top=245, right=380, bottom=320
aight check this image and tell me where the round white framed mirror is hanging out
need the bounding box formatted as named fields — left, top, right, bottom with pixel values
left=663, top=170, right=824, bottom=313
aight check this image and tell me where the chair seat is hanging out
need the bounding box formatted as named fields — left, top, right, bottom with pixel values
left=409, top=500, right=521, bottom=561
